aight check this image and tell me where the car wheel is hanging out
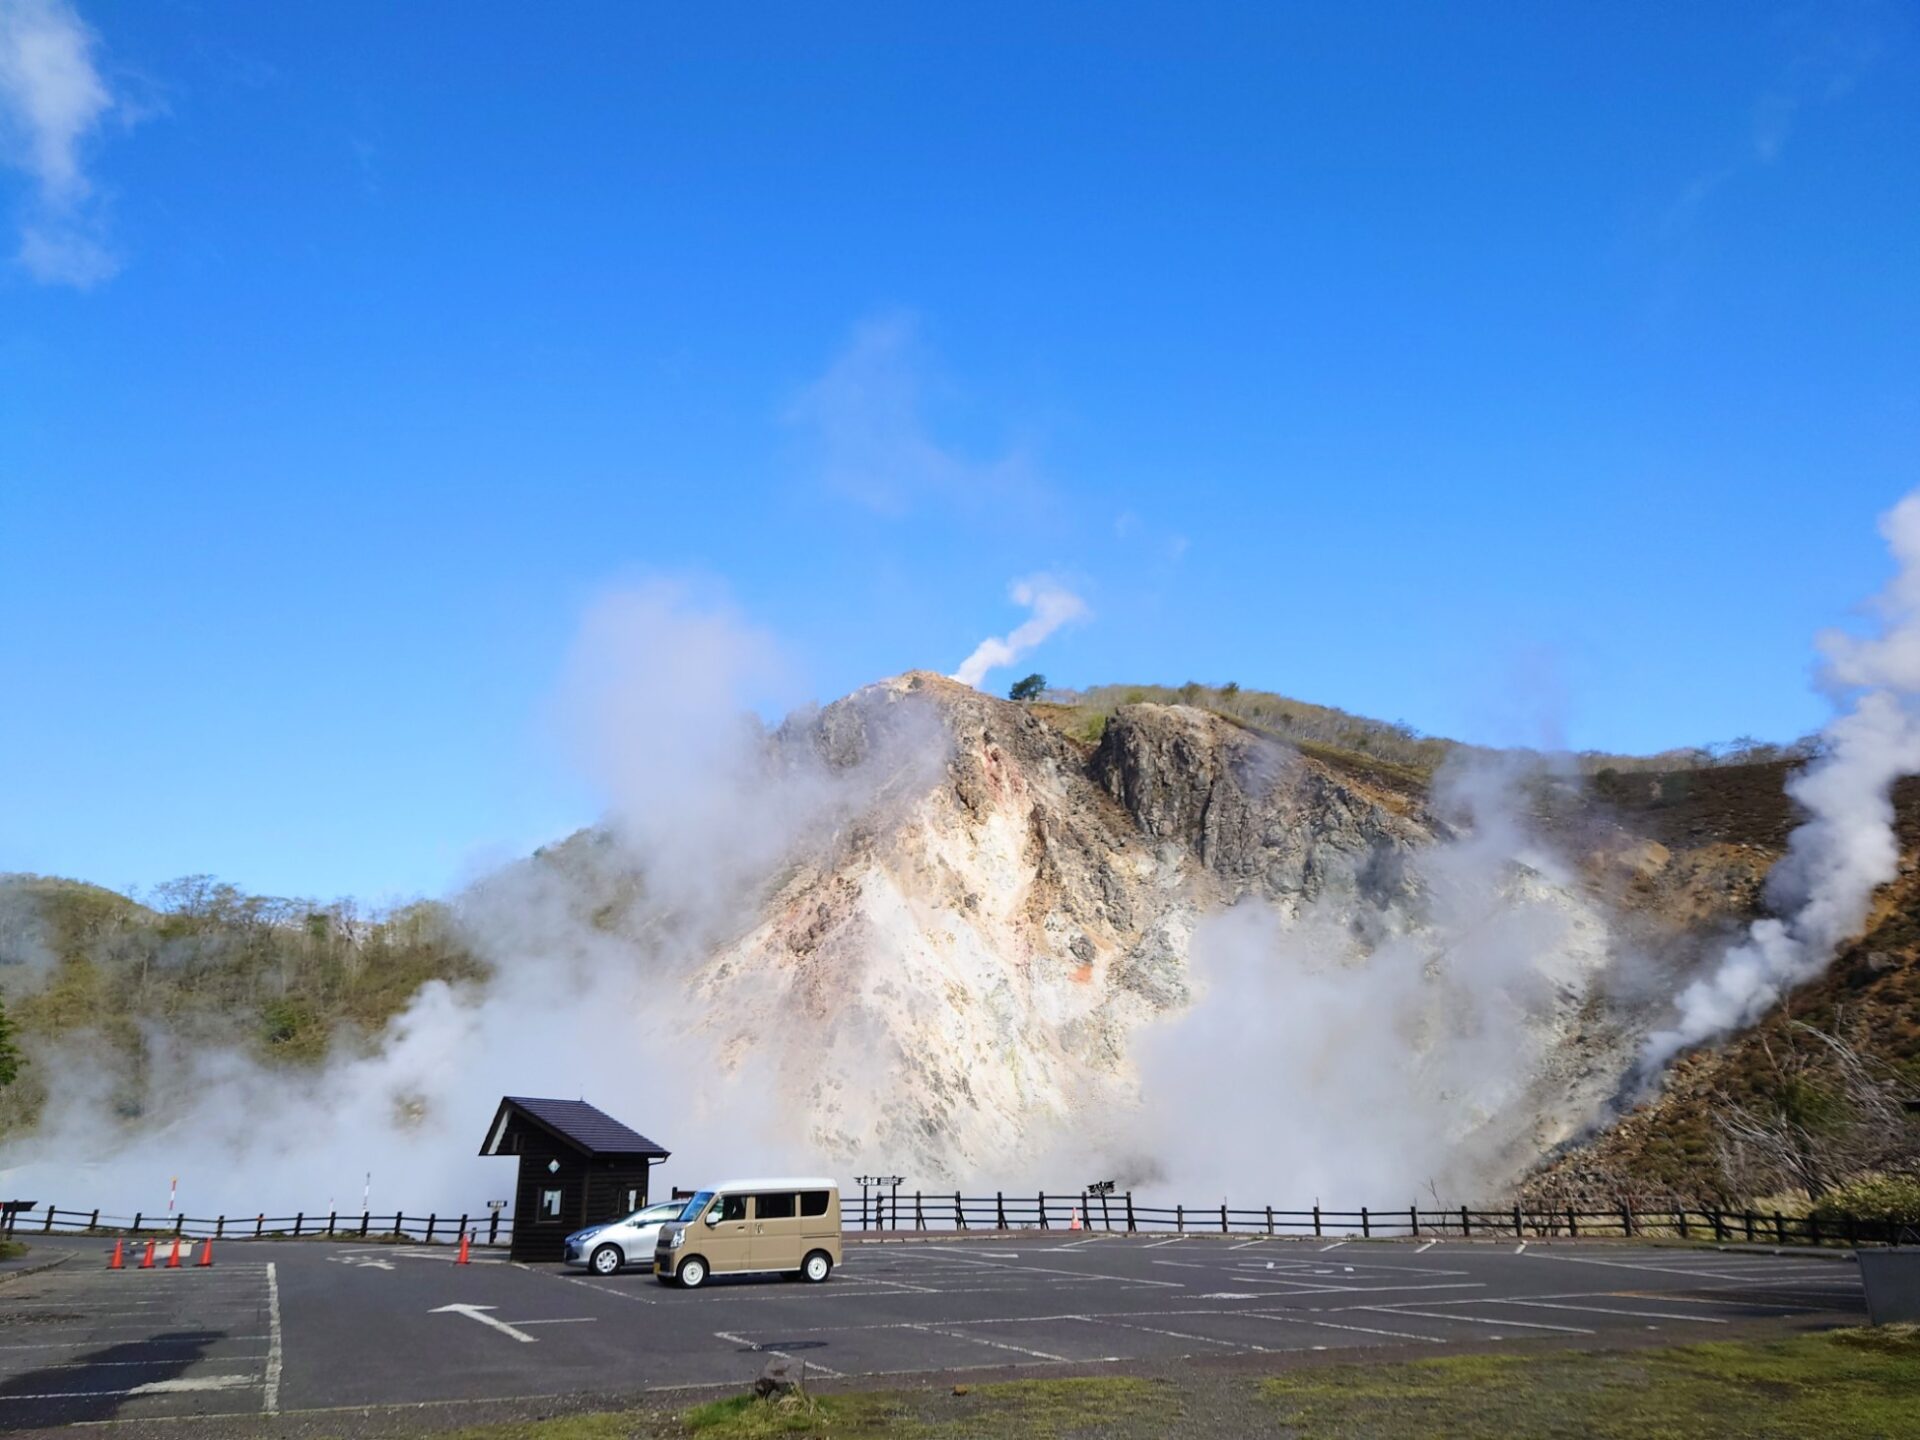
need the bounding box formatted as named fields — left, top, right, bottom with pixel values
left=802, top=1250, right=832, bottom=1283
left=590, top=1244, right=623, bottom=1276
left=677, top=1256, right=708, bottom=1289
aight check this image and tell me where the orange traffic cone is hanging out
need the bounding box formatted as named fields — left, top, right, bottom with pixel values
left=165, top=1237, right=182, bottom=1269
left=1069, top=1208, right=1084, bottom=1232
left=139, top=1240, right=156, bottom=1269
left=107, top=1239, right=124, bottom=1269
left=455, top=1230, right=471, bottom=1265
left=197, top=1237, right=214, bottom=1268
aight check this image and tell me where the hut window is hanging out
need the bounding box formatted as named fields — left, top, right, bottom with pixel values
left=539, top=1188, right=563, bottom=1220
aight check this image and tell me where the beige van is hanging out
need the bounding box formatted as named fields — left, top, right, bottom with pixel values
left=654, top=1177, right=841, bottom=1288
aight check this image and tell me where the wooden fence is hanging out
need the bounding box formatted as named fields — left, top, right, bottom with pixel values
left=2, top=1204, right=515, bottom=1247
left=8, top=1193, right=1914, bottom=1250
left=847, top=1190, right=1917, bottom=1248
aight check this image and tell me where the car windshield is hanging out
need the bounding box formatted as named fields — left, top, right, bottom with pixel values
left=622, top=1203, right=677, bottom=1226
left=676, top=1191, right=714, bottom=1223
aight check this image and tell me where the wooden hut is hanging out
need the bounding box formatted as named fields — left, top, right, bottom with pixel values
left=481, top=1096, right=671, bottom=1262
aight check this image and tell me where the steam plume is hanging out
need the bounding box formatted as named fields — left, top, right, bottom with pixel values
left=1643, top=490, right=1920, bottom=1069
left=950, top=576, right=1088, bottom=690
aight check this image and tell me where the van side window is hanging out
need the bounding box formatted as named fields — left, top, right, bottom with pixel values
left=754, top=1193, right=796, bottom=1220
left=800, top=1191, right=830, bottom=1217
left=715, top=1194, right=748, bottom=1223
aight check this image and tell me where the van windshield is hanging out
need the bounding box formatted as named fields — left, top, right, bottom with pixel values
left=676, top=1191, right=714, bottom=1223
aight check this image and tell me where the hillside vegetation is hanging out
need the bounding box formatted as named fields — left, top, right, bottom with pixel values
left=0, top=873, right=484, bottom=1140
left=1033, top=680, right=1815, bottom=777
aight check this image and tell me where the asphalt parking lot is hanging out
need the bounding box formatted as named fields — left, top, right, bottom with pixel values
left=0, top=1233, right=1869, bottom=1431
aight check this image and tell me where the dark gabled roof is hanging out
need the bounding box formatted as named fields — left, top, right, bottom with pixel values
left=481, top=1096, right=670, bottom=1160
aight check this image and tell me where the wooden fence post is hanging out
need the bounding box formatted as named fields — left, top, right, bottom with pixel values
left=255, top=1214, right=265, bottom=1239
left=1621, top=1202, right=1633, bottom=1238
left=175, top=1214, right=185, bottom=1237
left=914, top=1193, right=924, bottom=1231
left=1125, top=1192, right=1136, bottom=1233
left=88, top=1209, right=99, bottom=1231
left=217, top=1216, right=226, bottom=1239
left=1461, top=1205, right=1471, bottom=1238
left=997, top=1191, right=1007, bottom=1229
left=1176, top=1204, right=1184, bottom=1234
left=1266, top=1205, right=1274, bottom=1236
left=425, top=1214, right=437, bottom=1244
left=361, top=1211, right=371, bottom=1238
left=1313, top=1204, right=1322, bottom=1238
left=490, top=1211, right=501, bottom=1245
left=955, top=1192, right=967, bottom=1230
left=394, top=1212, right=403, bottom=1239
left=293, top=1212, right=303, bottom=1238
left=1220, top=1204, right=1229, bottom=1234
left=1807, top=1212, right=1821, bottom=1245
left=1511, top=1204, right=1522, bottom=1238
left=1774, top=1211, right=1786, bottom=1245
left=132, top=1211, right=142, bottom=1234
left=1709, top=1208, right=1724, bottom=1243
left=328, top=1211, right=337, bottom=1238
left=458, top=1213, right=468, bottom=1245
left=1677, top=1208, right=1689, bottom=1239
left=1360, top=1206, right=1370, bottom=1239
left=43, top=1207, right=55, bottom=1233
left=1410, top=1203, right=1419, bottom=1237
left=1743, top=1211, right=1755, bottom=1243
left=1039, top=1192, right=1049, bottom=1230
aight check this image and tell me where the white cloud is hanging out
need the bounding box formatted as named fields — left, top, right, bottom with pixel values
left=950, top=575, right=1089, bottom=690
left=787, top=312, right=1037, bottom=516
left=0, top=0, right=119, bottom=286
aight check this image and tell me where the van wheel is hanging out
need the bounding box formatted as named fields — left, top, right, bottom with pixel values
left=802, top=1251, right=832, bottom=1283
left=590, top=1244, right=623, bottom=1276
left=677, top=1256, right=708, bottom=1289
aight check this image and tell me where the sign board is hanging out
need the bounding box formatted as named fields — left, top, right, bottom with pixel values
left=486, top=1200, right=508, bottom=1212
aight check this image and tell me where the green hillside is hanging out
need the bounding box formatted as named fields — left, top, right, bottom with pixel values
left=0, top=873, right=485, bottom=1140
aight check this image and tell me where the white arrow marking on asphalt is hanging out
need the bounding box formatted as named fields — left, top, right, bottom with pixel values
left=430, top=1304, right=538, bottom=1343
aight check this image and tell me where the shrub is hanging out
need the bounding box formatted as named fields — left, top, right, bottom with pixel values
left=1812, top=1175, right=1920, bottom=1226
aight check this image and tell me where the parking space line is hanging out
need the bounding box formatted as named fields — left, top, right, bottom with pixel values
left=1263, top=1314, right=1448, bottom=1345
left=0, top=1337, right=272, bottom=1352
left=264, top=1260, right=282, bottom=1416
left=1141, top=1238, right=1186, bottom=1249
left=907, top=1324, right=1072, bottom=1363
left=713, top=1331, right=846, bottom=1379
left=1081, top=1314, right=1274, bottom=1352
left=547, top=1273, right=658, bottom=1305
left=1229, top=1239, right=1268, bottom=1250
left=1358, top=1306, right=1592, bottom=1335
left=1319, top=1241, right=1346, bottom=1252
left=1479, top=1299, right=1728, bottom=1324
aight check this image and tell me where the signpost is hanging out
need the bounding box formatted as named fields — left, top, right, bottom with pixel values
left=1088, top=1179, right=1116, bottom=1231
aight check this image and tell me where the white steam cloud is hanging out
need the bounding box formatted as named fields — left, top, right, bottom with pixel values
left=1643, top=490, right=1920, bottom=1069
left=950, top=575, right=1088, bottom=690
left=1068, top=758, right=1620, bottom=1205
left=0, top=0, right=119, bottom=286
left=0, top=581, right=943, bottom=1216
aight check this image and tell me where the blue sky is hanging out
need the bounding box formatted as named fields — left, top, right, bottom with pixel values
left=2, top=1, right=1917, bottom=902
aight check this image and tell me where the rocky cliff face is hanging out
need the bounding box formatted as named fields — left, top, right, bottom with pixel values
left=667, top=673, right=1636, bottom=1189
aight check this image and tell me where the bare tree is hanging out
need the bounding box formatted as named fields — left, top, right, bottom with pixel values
left=1711, top=1019, right=1920, bottom=1203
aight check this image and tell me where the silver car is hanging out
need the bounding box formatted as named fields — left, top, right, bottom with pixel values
left=562, top=1200, right=685, bottom=1275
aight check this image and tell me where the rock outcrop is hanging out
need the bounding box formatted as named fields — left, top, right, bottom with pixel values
left=669, top=674, right=1631, bottom=1187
